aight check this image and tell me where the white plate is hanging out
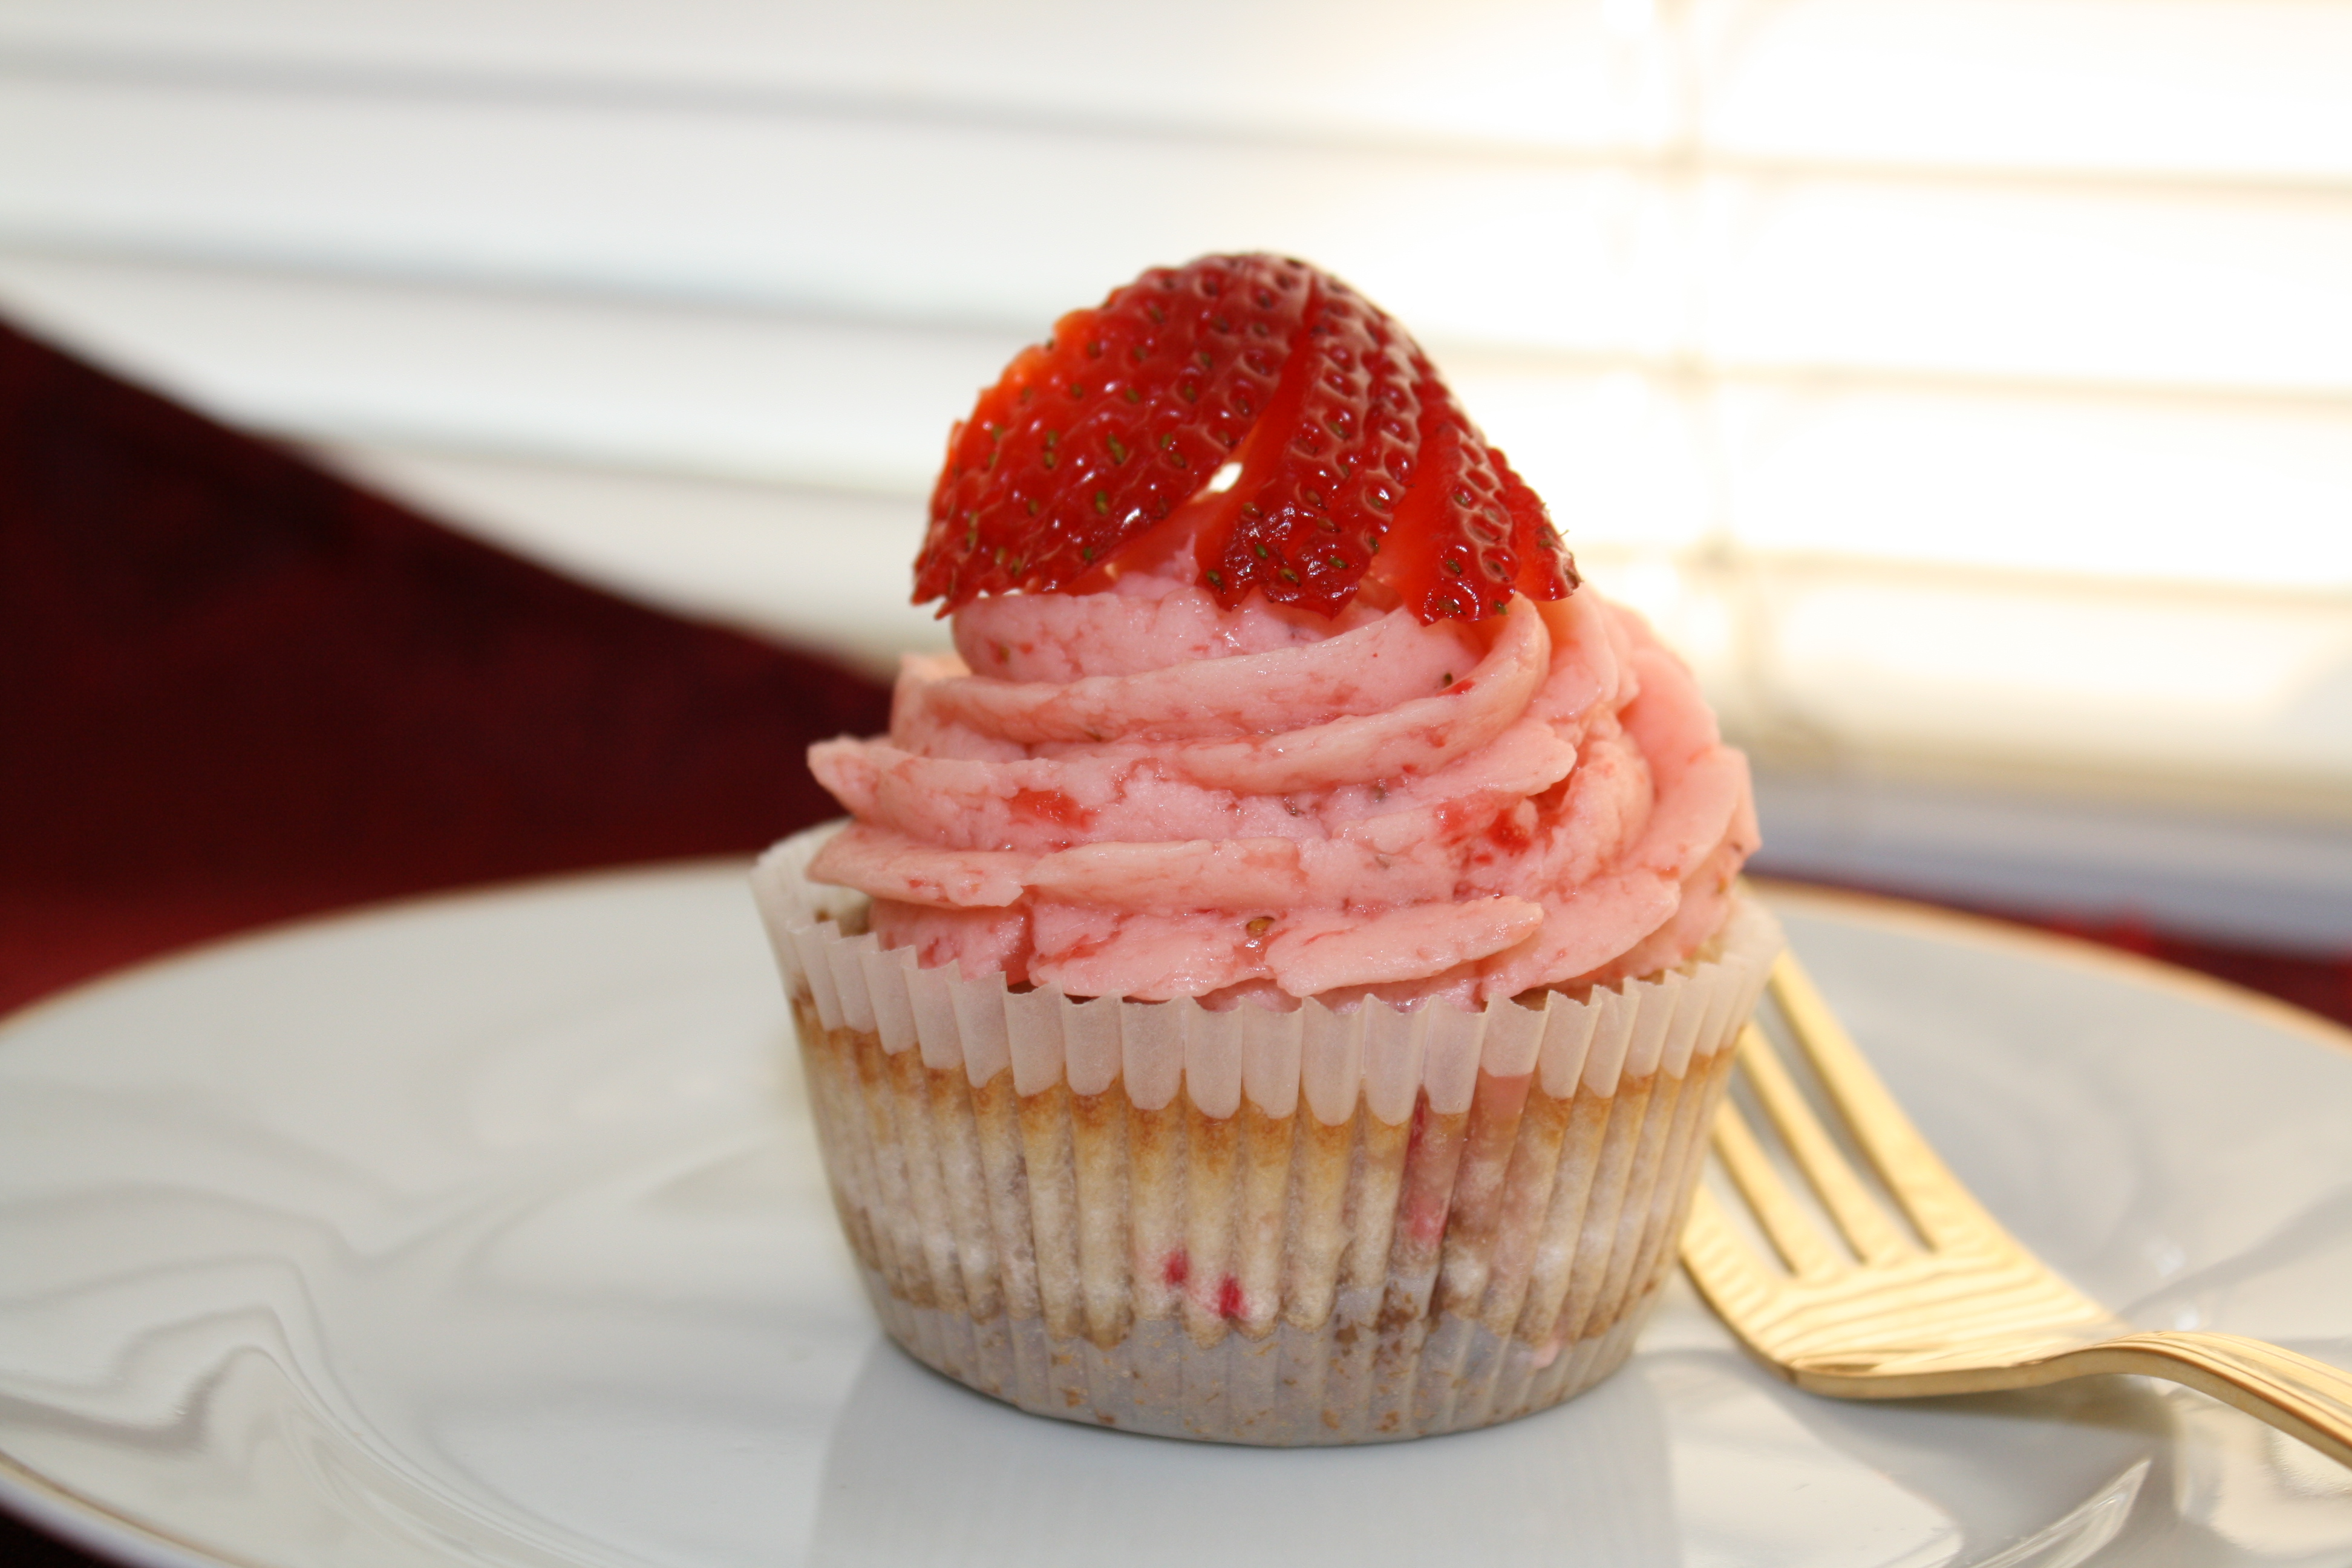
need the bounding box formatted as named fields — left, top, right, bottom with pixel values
left=2, top=867, right=2349, bottom=1568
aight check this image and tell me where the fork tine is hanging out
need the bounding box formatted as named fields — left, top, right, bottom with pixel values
left=1769, top=953, right=2005, bottom=1251
left=1681, top=1184, right=1798, bottom=1325
left=1709, top=1065, right=1846, bottom=1281
left=1736, top=1021, right=1919, bottom=1266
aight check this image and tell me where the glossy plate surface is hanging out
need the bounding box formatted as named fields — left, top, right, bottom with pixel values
left=2, top=866, right=2349, bottom=1568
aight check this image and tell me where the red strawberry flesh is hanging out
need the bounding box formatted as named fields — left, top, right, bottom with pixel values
left=913, top=255, right=1575, bottom=624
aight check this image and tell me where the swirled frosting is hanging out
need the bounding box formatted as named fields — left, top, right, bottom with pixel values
left=806, top=574, right=1756, bottom=1008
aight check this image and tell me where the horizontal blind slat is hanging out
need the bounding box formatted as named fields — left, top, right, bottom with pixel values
left=7, top=73, right=2352, bottom=391
left=6, top=0, right=2352, bottom=179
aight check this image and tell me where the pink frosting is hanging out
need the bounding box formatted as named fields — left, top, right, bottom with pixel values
left=806, top=576, right=1758, bottom=1008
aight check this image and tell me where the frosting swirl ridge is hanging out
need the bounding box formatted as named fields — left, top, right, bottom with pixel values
left=808, top=576, right=1756, bottom=1008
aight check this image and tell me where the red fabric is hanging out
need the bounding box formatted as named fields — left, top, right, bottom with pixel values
left=0, top=315, right=889, bottom=1018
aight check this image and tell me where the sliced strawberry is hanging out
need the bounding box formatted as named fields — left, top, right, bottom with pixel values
left=913, top=255, right=1575, bottom=624
left=1362, top=366, right=1577, bottom=622
left=915, top=255, right=1312, bottom=610
left=1200, top=275, right=1419, bottom=615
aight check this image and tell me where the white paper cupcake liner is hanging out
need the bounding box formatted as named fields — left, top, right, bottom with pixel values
left=753, top=820, right=1781, bottom=1444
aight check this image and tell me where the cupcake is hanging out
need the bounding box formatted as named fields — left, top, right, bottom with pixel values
left=753, top=255, right=1778, bottom=1444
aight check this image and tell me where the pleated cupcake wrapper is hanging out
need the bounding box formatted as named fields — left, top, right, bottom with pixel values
left=753, top=821, right=1782, bottom=1444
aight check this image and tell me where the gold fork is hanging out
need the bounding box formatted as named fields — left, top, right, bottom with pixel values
left=1681, top=952, right=2352, bottom=1469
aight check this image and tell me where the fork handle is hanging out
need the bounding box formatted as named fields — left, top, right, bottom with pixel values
left=2068, top=1332, right=2352, bottom=1470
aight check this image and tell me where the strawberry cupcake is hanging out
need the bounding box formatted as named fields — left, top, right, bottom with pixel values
left=753, top=255, right=1778, bottom=1443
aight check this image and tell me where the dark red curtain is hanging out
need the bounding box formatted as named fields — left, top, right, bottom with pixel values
left=0, top=316, right=888, bottom=1018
